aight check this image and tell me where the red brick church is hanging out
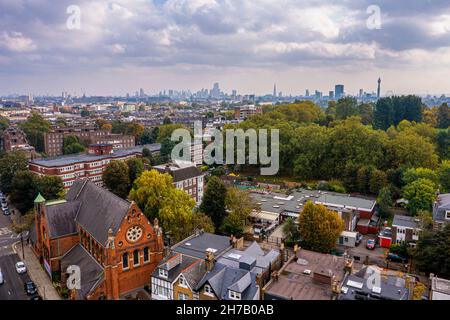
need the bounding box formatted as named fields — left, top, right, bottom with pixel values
left=30, top=179, right=164, bottom=299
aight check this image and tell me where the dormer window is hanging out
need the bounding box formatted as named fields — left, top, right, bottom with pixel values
left=228, top=290, right=241, bottom=300
left=446, top=211, right=450, bottom=220
left=159, top=268, right=168, bottom=278
left=179, top=275, right=187, bottom=288
left=204, top=284, right=213, bottom=296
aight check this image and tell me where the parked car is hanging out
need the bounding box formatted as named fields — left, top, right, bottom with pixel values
left=24, top=281, right=37, bottom=295
left=15, top=261, right=27, bottom=274
left=30, top=295, right=42, bottom=300
left=355, top=233, right=363, bottom=246
left=387, top=253, right=408, bottom=263
left=0, top=268, right=4, bottom=285
left=2, top=208, right=10, bottom=216
left=366, top=239, right=376, bottom=250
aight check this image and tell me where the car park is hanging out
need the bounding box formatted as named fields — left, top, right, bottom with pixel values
left=15, top=261, right=27, bottom=274
left=387, top=253, right=408, bottom=263
left=24, top=281, right=37, bottom=295
left=366, top=239, right=376, bottom=250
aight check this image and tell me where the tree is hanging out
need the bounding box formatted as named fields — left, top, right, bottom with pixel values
left=0, top=116, right=10, bottom=133
left=374, top=98, right=395, bottom=130
left=0, top=151, right=29, bottom=194
left=126, top=158, right=144, bottom=186
left=436, top=129, right=449, bottom=160
left=221, top=188, right=254, bottom=236
left=412, top=224, right=450, bottom=278
left=9, top=171, right=39, bottom=214
left=439, top=160, right=450, bottom=192
left=63, top=135, right=86, bottom=155
left=377, top=187, right=392, bottom=218
left=19, top=112, right=51, bottom=153
left=160, top=137, right=176, bottom=160
left=138, top=127, right=158, bottom=145
left=282, top=217, right=300, bottom=246
left=129, top=170, right=199, bottom=242
left=200, top=176, right=227, bottom=230
left=402, top=178, right=438, bottom=215
left=437, top=103, right=450, bottom=129
left=102, top=161, right=130, bottom=199
left=36, top=176, right=64, bottom=200
left=358, top=103, right=374, bottom=125
left=335, top=97, right=359, bottom=120
left=80, top=109, right=90, bottom=117
left=297, top=201, right=345, bottom=253
left=402, top=167, right=438, bottom=186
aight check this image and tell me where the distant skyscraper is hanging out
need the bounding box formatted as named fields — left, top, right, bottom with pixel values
left=306, top=89, right=310, bottom=97
left=139, top=88, right=145, bottom=98
left=273, top=83, right=277, bottom=98
left=329, top=91, right=334, bottom=100
left=377, top=78, right=381, bottom=98
left=359, top=89, right=364, bottom=98
left=335, top=85, right=344, bottom=100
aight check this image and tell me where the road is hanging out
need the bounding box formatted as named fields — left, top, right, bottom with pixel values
left=0, top=254, right=32, bottom=300
left=0, top=204, right=35, bottom=300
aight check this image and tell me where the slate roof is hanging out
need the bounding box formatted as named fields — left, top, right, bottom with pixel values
left=433, top=193, right=450, bottom=222
left=181, top=259, right=206, bottom=289
left=316, top=194, right=376, bottom=211
left=154, top=164, right=203, bottom=183
left=196, top=263, right=259, bottom=300
left=172, top=232, right=231, bottom=259
left=392, top=215, right=420, bottom=229
left=60, top=244, right=104, bottom=299
left=45, top=201, right=80, bottom=239
left=152, top=252, right=200, bottom=283
left=218, top=241, right=279, bottom=275
left=67, top=179, right=132, bottom=245
left=339, top=266, right=409, bottom=300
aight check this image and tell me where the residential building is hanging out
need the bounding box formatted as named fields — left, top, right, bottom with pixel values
left=234, top=105, right=262, bottom=120
left=263, top=248, right=348, bottom=300
left=153, top=160, right=204, bottom=204
left=44, top=125, right=134, bottom=156
left=339, top=266, right=410, bottom=300
left=391, top=215, right=421, bottom=245
left=1, top=126, right=35, bottom=158
left=430, top=274, right=450, bottom=300
left=29, top=143, right=161, bottom=189
left=29, top=179, right=165, bottom=300
left=433, top=193, right=450, bottom=230
left=151, top=232, right=231, bottom=300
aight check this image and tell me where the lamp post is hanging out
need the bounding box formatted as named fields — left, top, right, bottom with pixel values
left=21, top=231, right=25, bottom=260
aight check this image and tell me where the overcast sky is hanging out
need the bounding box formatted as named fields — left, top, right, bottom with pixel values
left=1, top=0, right=450, bottom=96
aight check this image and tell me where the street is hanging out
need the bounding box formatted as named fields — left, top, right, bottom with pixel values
left=0, top=205, right=35, bottom=300
left=0, top=254, right=32, bottom=300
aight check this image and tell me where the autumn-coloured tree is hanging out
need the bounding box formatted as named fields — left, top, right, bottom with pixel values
left=297, top=201, right=345, bottom=253
left=129, top=170, right=212, bottom=242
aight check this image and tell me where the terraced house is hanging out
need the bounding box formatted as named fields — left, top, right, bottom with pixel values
left=30, top=179, right=165, bottom=300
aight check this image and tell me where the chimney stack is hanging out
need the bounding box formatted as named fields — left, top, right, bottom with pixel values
left=205, top=250, right=215, bottom=271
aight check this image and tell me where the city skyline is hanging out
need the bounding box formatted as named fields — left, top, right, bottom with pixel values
left=1, top=1, right=450, bottom=96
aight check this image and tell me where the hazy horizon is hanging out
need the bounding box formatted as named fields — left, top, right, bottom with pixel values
left=1, top=0, right=450, bottom=96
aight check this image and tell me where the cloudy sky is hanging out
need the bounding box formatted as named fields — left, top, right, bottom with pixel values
left=1, top=0, right=450, bottom=96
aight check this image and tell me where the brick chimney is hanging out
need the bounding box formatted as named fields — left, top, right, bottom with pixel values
left=205, top=250, right=215, bottom=272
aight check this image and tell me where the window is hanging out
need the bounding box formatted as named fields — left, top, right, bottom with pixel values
left=446, top=211, right=450, bottom=220
left=159, top=269, right=168, bottom=278
left=133, top=250, right=140, bottom=266
left=179, top=276, right=187, bottom=288
left=178, top=293, right=189, bottom=300
left=228, top=290, right=241, bottom=300
left=204, top=284, right=213, bottom=296
left=143, top=247, right=149, bottom=263
left=122, top=253, right=129, bottom=270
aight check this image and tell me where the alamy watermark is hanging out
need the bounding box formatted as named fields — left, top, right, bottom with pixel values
left=170, top=121, right=280, bottom=175
left=66, top=265, right=81, bottom=290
